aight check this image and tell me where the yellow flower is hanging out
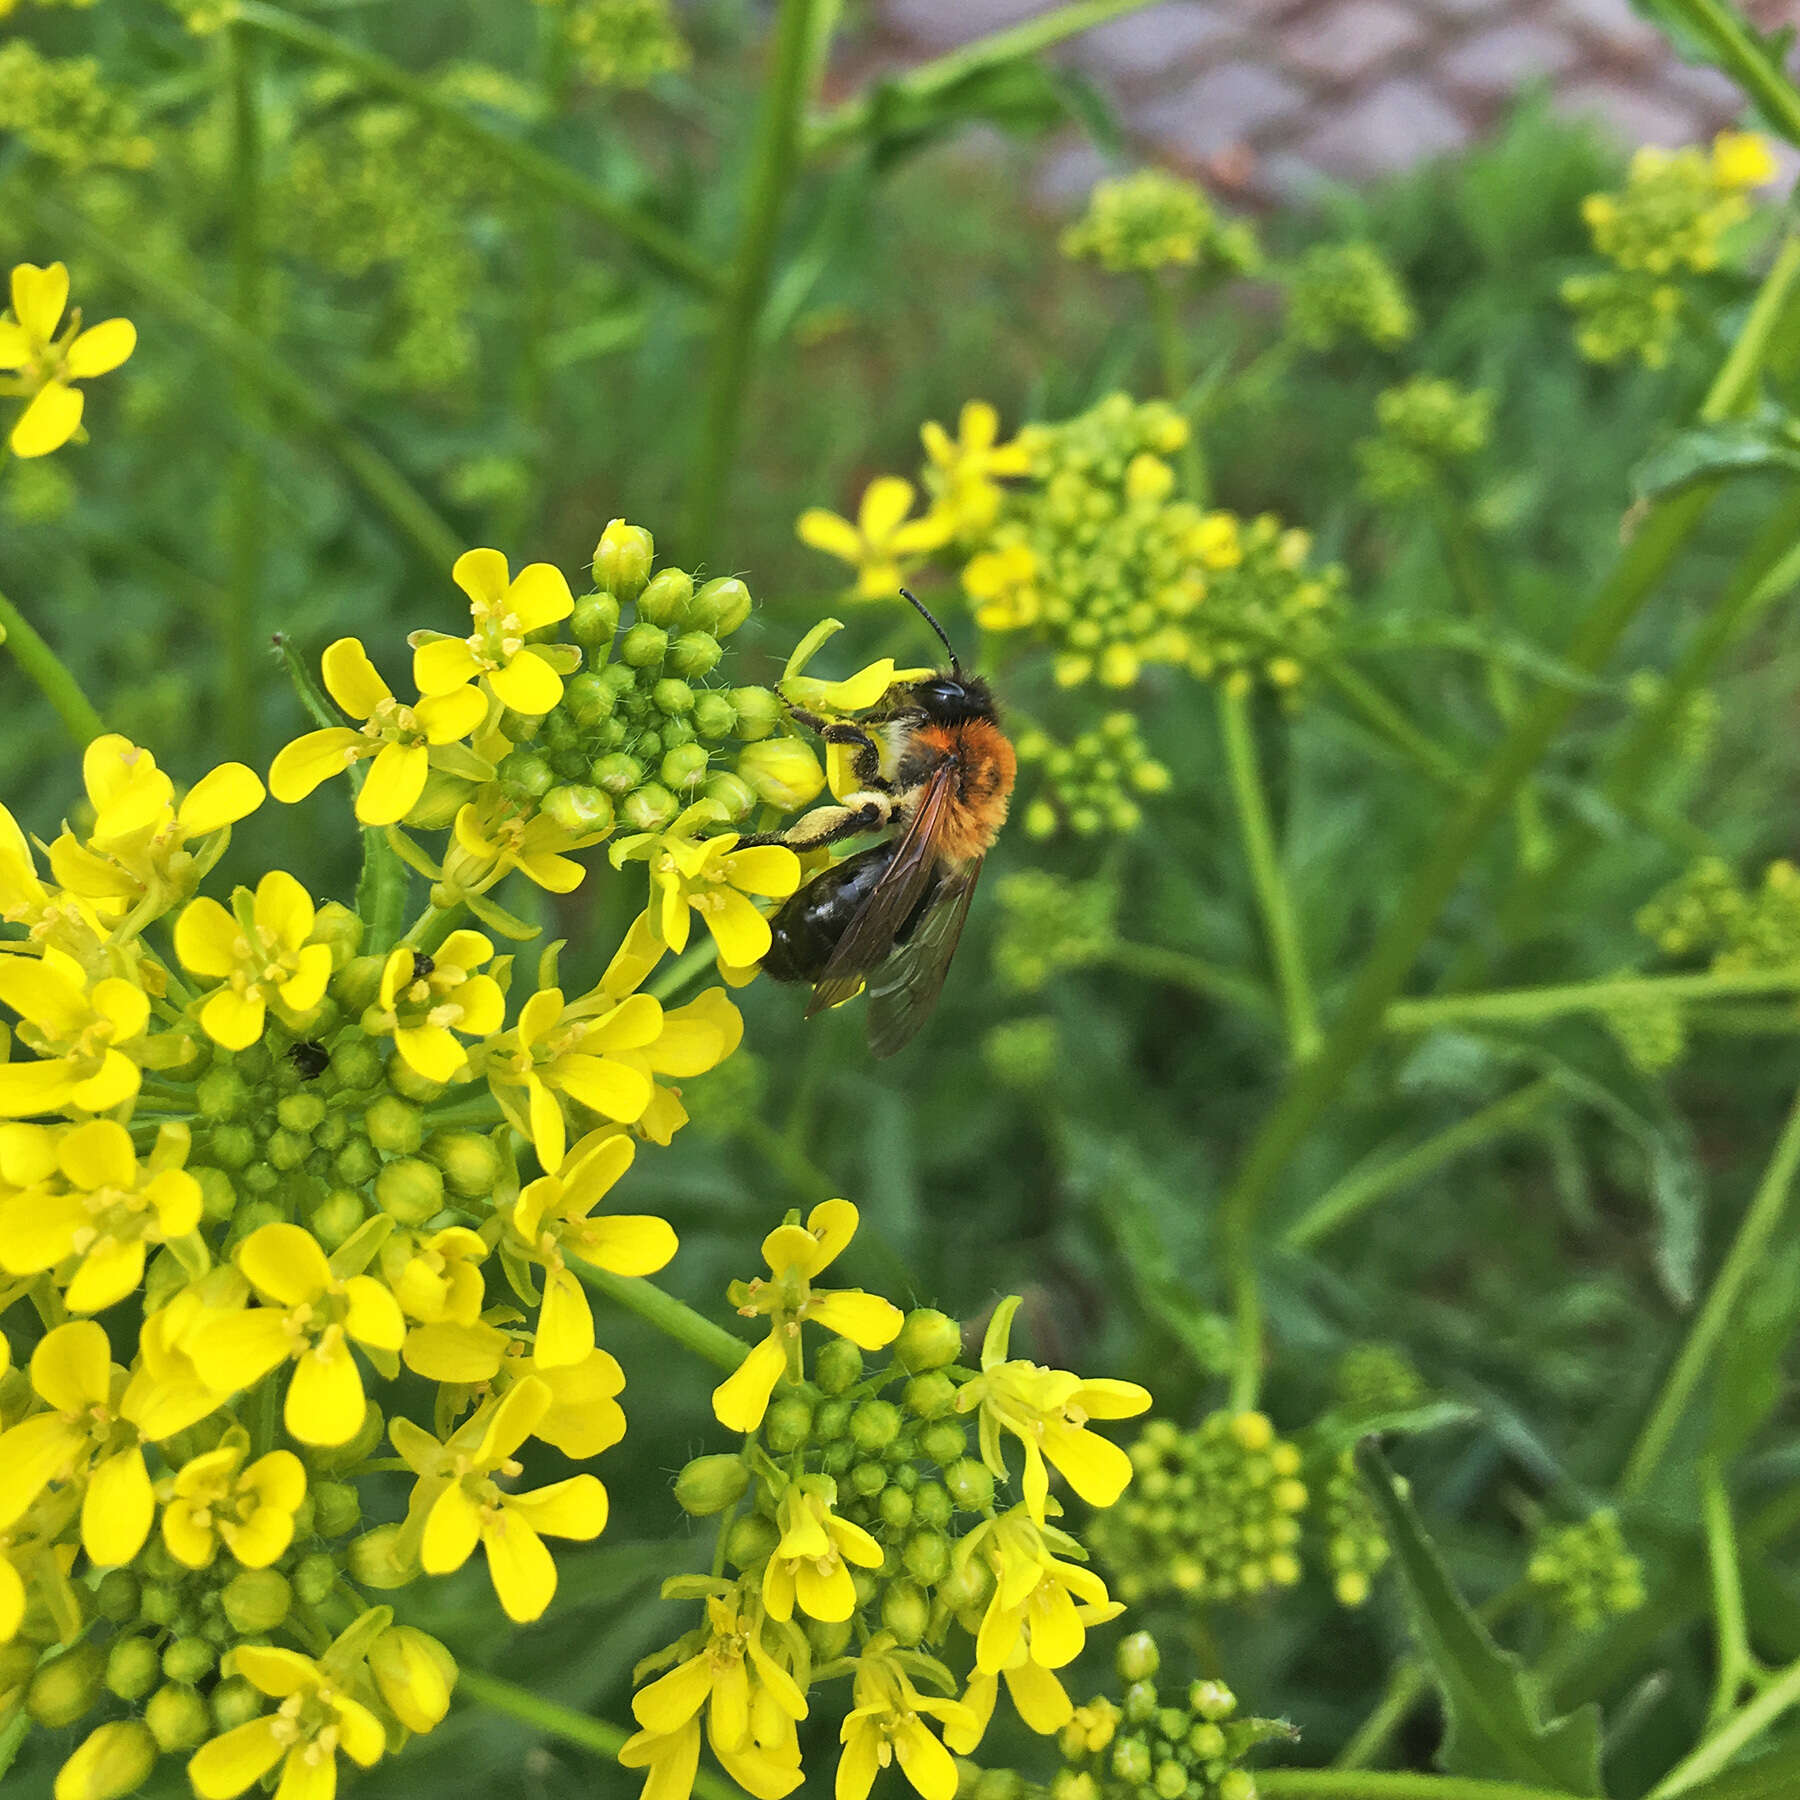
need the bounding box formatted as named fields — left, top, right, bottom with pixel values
left=963, top=1506, right=1120, bottom=1676
left=46, top=735, right=263, bottom=925
left=160, top=1427, right=306, bottom=1570
left=174, top=870, right=334, bottom=1050
left=921, top=401, right=1030, bottom=535
left=410, top=547, right=579, bottom=715
left=0, top=262, right=135, bottom=458
left=712, top=1200, right=903, bottom=1433
left=269, top=637, right=488, bottom=827
left=796, top=476, right=953, bottom=600
left=189, top=1224, right=405, bottom=1446
left=480, top=983, right=663, bottom=1173
left=962, top=541, right=1040, bottom=631
left=0, top=945, right=148, bottom=1116
left=0, top=1321, right=156, bottom=1567
left=368, top=1625, right=457, bottom=1736
left=509, top=1127, right=677, bottom=1368
left=761, top=1482, right=884, bottom=1623
left=621, top=1583, right=809, bottom=1800
left=954, top=1296, right=1150, bottom=1524
left=775, top=617, right=933, bottom=716
left=367, top=932, right=506, bottom=1082
left=837, top=1637, right=975, bottom=1800
left=187, top=1645, right=386, bottom=1800
left=0, top=1118, right=201, bottom=1312
left=1190, top=511, right=1242, bottom=569
left=612, top=802, right=802, bottom=968
left=448, top=790, right=607, bottom=894
left=1712, top=129, right=1777, bottom=191
left=391, top=1376, right=608, bottom=1622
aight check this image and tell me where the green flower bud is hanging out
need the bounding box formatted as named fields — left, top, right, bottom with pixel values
left=724, top=1513, right=780, bottom=1572
left=1190, top=1680, right=1235, bottom=1721
left=262, top=1126, right=304, bottom=1172
left=95, top=1569, right=140, bottom=1624
left=850, top=1401, right=902, bottom=1453
left=105, top=1636, right=160, bottom=1703
left=849, top=1461, right=888, bottom=1499
left=328, top=1035, right=385, bottom=1091
left=137, top=1583, right=179, bottom=1629
left=804, top=1616, right=853, bottom=1661
left=162, top=1637, right=215, bottom=1685
left=637, top=567, right=694, bottom=628
left=193, top=1165, right=236, bottom=1225
left=893, top=1308, right=962, bottom=1373
left=814, top=1338, right=863, bottom=1395
left=1123, top=1680, right=1160, bottom=1725
left=223, top=1570, right=292, bottom=1636
left=593, top=520, right=654, bottom=599
left=1110, top=1737, right=1153, bottom=1785
left=592, top=752, right=646, bottom=796
left=668, top=631, right=722, bottom=679
left=563, top=675, right=615, bottom=734
left=571, top=593, right=622, bottom=651
left=881, top=1579, right=931, bottom=1646
left=878, top=1485, right=915, bottom=1531
left=902, top=1529, right=950, bottom=1585
left=699, top=576, right=754, bottom=636
left=333, top=1138, right=380, bottom=1188
left=938, top=1552, right=995, bottom=1616
left=205, top=1124, right=255, bottom=1170
left=652, top=676, right=696, bottom=716
left=1118, top=1631, right=1160, bottom=1681
left=1154, top=1760, right=1187, bottom=1800
left=348, top=1524, right=416, bottom=1590
left=498, top=749, right=557, bottom=798
left=736, top=738, right=825, bottom=811
left=730, top=686, right=783, bottom=741
left=621, top=622, right=669, bottom=668
left=912, top=1481, right=953, bottom=1530
left=1188, top=1722, right=1227, bottom=1760
left=275, top=1090, right=326, bottom=1135
left=692, top=691, right=738, bottom=740
left=376, top=1157, right=444, bottom=1227
left=308, top=901, right=364, bottom=970
left=920, top=1421, right=967, bottom=1466
left=425, top=1129, right=503, bottom=1199
left=765, top=1395, right=814, bottom=1454
left=364, top=1094, right=423, bottom=1155
left=144, top=1683, right=210, bottom=1753
left=943, top=1458, right=994, bottom=1513
left=196, top=1066, right=250, bottom=1119
left=701, top=772, right=758, bottom=821
left=675, top=1455, right=751, bottom=1516
left=543, top=783, right=615, bottom=835
left=313, top=1479, right=361, bottom=1538
left=55, top=1720, right=159, bottom=1800
left=903, top=1371, right=957, bottom=1421
left=635, top=727, right=665, bottom=760
left=29, top=1643, right=106, bottom=1729
left=660, top=744, right=711, bottom=793
left=622, top=784, right=679, bottom=831
left=1219, top=1774, right=1257, bottom=1800
left=209, top=1675, right=264, bottom=1734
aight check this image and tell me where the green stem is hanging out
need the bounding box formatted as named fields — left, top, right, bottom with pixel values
left=683, top=0, right=820, bottom=558
left=1284, top=1077, right=1561, bottom=1250
left=1261, top=1775, right=1586, bottom=1800
left=1099, top=938, right=1279, bottom=1022
left=225, top=21, right=266, bottom=767
left=1703, top=1459, right=1758, bottom=1726
left=647, top=940, right=721, bottom=1002
left=1647, top=1653, right=1800, bottom=1798
left=576, top=1267, right=746, bottom=1372
left=1386, top=965, right=1800, bottom=1032
left=232, top=2, right=717, bottom=293
left=807, top=0, right=1158, bottom=153
left=1648, top=0, right=1800, bottom=148
left=738, top=1115, right=837, bottom=1207
left=1146, top=270, right=1206, bottom=502
left=1621, top=1079, right=1800, bottom=1496
left=34, top=198, right=462, bottom=572
left=1211, top=224, right=1800, bottom=1414
left=398, top=902, right=465, bottom=956
left=456, top=1671, right=743, bottom=1800
left=1218, top=683, right=1320, bottom=1064
left=0, top=586, right=104, bottom=745
left=1319, top=659, right=1469, bottom=792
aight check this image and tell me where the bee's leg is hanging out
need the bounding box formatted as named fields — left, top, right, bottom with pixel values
left=788, top=710, right=891, bottom=792
left=736, top=792, right=894, bottom=850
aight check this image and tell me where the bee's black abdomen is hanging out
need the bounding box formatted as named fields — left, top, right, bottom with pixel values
left=764, top=844, right=897, bottom=984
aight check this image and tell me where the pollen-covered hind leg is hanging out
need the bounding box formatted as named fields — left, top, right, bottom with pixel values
left=736, top=794, right=892, bottom=851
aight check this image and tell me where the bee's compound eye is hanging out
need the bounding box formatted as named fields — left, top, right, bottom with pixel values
left=920, top=679, right=966, bottom=710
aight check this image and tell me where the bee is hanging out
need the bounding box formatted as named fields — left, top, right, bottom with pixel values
left=746, top=591, right=1016, bottom=1057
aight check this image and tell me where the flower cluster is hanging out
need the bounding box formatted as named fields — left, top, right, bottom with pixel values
left=536, top=0, right=691, bottom=86
left=992, top=872, right=1117, bottom=995
left=1626, top=669, right=1719, bottom=767
left=625, top=1266, right=1150, bottom=1800
left=1637, top=856, right=1800, bottom=972
left=797, top=392, right=1346, bottom=693
left=1564, top=131, right=1778, bottom=368
left=1282, top=243, right=1415, bottom=353
left=0, top=41, right=155, bottom=172
left=0, top=260, right=136, bottom=459
left=1047, top=1633, right=1292, bottom=1800
left=1060, top=170, right=1260, bottom=277
left=1527, top=1511, right=1645, bottom=1633
left=1015, top=714, right=1172, bottom=840
left=1311, top=1451, right=1389, bottom=1609
left=1354, top=376, right=1493, bottom=505
left=1089, top=1414, right=1307, bottom=1607
left=1331, top=1342, right=1428, bottom=1420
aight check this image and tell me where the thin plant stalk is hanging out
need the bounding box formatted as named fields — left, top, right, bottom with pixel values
left=576, top=1267, right=747, bottom=1372
left=1648, top=0, right=1800, bottom=146
left=1261, top=1775, right=1591, bottom=1800
left=1647, top=1652, right=1800, bottom=1798
left=1703, top=1459, right=1758, bottom=1727
left=1621, top=1079, right=1800, bottom=1497
left=1385, top=965, right=1800, bottom=1032
left=683, top=0, right=820, bottom=558
left=1099, top=938, right=1279, bottom=1021
left=1319, top=658, right=1468, bottom=791
left=226, top=21, right=266, bottom=766
left=0, top=586, right=105, bottom=745
left=1215, top=229, right=1800, bottom=1416
left=1146, top=269, right=1207, bottom=502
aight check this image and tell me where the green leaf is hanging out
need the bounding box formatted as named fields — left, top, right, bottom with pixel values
left=1629, top=410, right=1800, bottom=507
left=1360, top=1446, right=1606, bottom=1795
left=0, top=1708, right=26, bottom=1785
left=1310, top=1400, right=1477, bottom=1453
left=1685, top=1733, right=1800, bottom=1800
left=861, top=58, right=1100, bottom=169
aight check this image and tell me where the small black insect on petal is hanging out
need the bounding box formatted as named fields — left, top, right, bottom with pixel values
left=287, top=1040, right=330, bottom=1080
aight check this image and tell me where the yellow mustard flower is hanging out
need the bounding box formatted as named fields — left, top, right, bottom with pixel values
left=508, top=1127, right=677, bottom=1368
left=52, top=1723, right=157, bottom=1800
left=1712, top=129, right=1778, bottom=191
left=954, top=1295, right=1149, bottom=1524
left=621, top=1583, right=809, bottom=1800
left=392, top=1227, right=511, bottom=1386
left=411, top=547, right=580, bottom=715
left=964, top=1506, right=1121, bottom=1676
left=174, top=870, right=334, bottom=1051
left=391, top=1375, right=608, bottom=1622
left=761, top=1482, right=884, bottom=1623
left=0, top=1118, right=201, bottom=1313
left=480, top=984, right=662, bottom=1173
left=189, top=1223, right=405, bottom=1446
left=776, top=617, right=934, bottom=719
left=962, top=540, right=1040, bottom=631
left=448, top=790, right=608, bottom=894
left=366, top=933, right=506, bottom=1082
left=712, top=1199, right=903, bottom=1433
left=368, top=1625, right=457, bottom=1736
left=0, top=1321, right=157, bottom=1567
left=612, top=801, right=802, bottom=968
left=491, top=1343, right=628, bottom=1460
left=837, top=1636, right=976, bottom=1800
left=0, top=262, right=136, bottom=458
left=0, top=945, right=147, bottom=1116
left=796, top=476, right=953, bottom=601
left=632, top=986, right=746, bottom=1148
left=269, top=637, right=488, bottom=827
left=160, top=1427, right=306, bottom=1570
left=187, top=1644, right=385, bottom=1800
left=921, top=400, right=1030, bottom=536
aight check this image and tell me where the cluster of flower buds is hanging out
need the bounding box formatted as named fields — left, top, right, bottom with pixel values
left=1015, top=714, right=1172, bottom=840
left=991, top=871, right=1117, bottom=995
left=1527, top=1511, right=1646, bottom=1632
left=1282, top=243, right=1415, bottom=353
left=1331, top=1343, right=1429, bottom=1420
left=1047, top=1632, right=1292, bottom=1800
left=1311, top=1450, right=1390, bottom=1609
left=1060, top=169, right=1261, bottom=278
left=0, top=45, right=155, bottom=175
left=543, top=0, right=691, bottom=86
left=1637, top=855, right=1800, bottom=971
left=1354, top=376, right=1493, bottom=505
left=630, top=1233, right=1150, bottom=1800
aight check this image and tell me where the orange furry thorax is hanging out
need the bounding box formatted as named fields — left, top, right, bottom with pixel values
left=918, top=718, right=1016, bottom=863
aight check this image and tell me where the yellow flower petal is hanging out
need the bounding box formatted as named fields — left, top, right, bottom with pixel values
left=805, top=1198, right=858, bottom=1273
left=268, top=729, right=363, bottom=804
left=421, top=1485, right=482, bottom=1575
left=552, top=1053, right=652, bottom=1124
left=452, top=546, right=511, bottom=609
left=0, top=1555, right=23, bottom=1640
left=574, top=1214, right=677, bottom=1279
left=412, top=636, right=483, bottom=697
left=201, top=988, right=267, bottom=1052
left=418, top=684, right=489, bottom=745
left=180, top=761, right=265, bottom=833
left=256, top=869, right=315, bottom=950
left=320, top=637, right=391, bottom=719
left=894, top=1718, right=958, bottom=1800
left=12, top=262, right=69, bottom=341
left=12, top=381, right=84, bottom=458
left=509, top=563, right=576, bottom=631
left=859, top=476, right=917, bottom=543
left=796, top=508, right=865, bottom=565
left=483, top=1512, right=558, bottom=1622
left=238, top=1223, right=331, bottom=1306
left=535, top=1268, right=596, bottom=1369
left=64, top=318, right=137, bottom=378
left=699, top=888, right=771, bottom=968
left=343, top=1275, right=405, bottom=1351
left=32, top=1318, right=111, bottom=1411
left=189, top=1309, right=292, bottom=1396
left=808, top=1290, right=904, bottom=1350
left=284, top=1339, right=366, bottom=1447
left=187, top=1720, right=285, bottom=1800
left=355, top=741, right=428, bottom=827
left=83, top=1445, right=154, bottom=1566
left=394, top=1024, right=470, bottom=1084
left=711, top=1334, right=786, bottom=1433
left=505, top=1473, right=608, bottom=1540
left=488, top=649, right=564, bottom=716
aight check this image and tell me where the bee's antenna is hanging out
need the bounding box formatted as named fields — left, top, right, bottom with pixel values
left=899, top=587, right=961, bottom=673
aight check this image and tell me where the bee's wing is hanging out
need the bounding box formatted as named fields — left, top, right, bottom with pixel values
left=864, top=856, right=981, bottom=1059
left=804, top=756, right=957, bottom=1020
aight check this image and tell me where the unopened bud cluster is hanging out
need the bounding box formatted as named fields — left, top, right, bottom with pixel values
left=1527, top=1511, right=1645, bottom=1632
left=1355, top=377, right=1493, bottom=504
left=1017, top=713, right=1172, bottom=839
left=1332, top=1343, right=1428, bottom=1421
left=1061, top=169, right=1260, bottom=277
left=993, top=871, right=1118, bottom=994
left=1283, top=242, right=1415, bottom=353
left=1312, top=1451, right=1389, bottom=1609
left=538, top=0, right=691, bottom=86
left=1638, top=856, right=1800, bottom=971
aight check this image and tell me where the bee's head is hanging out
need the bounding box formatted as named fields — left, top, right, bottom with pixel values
left=910, top=671, right=997, bottom=725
